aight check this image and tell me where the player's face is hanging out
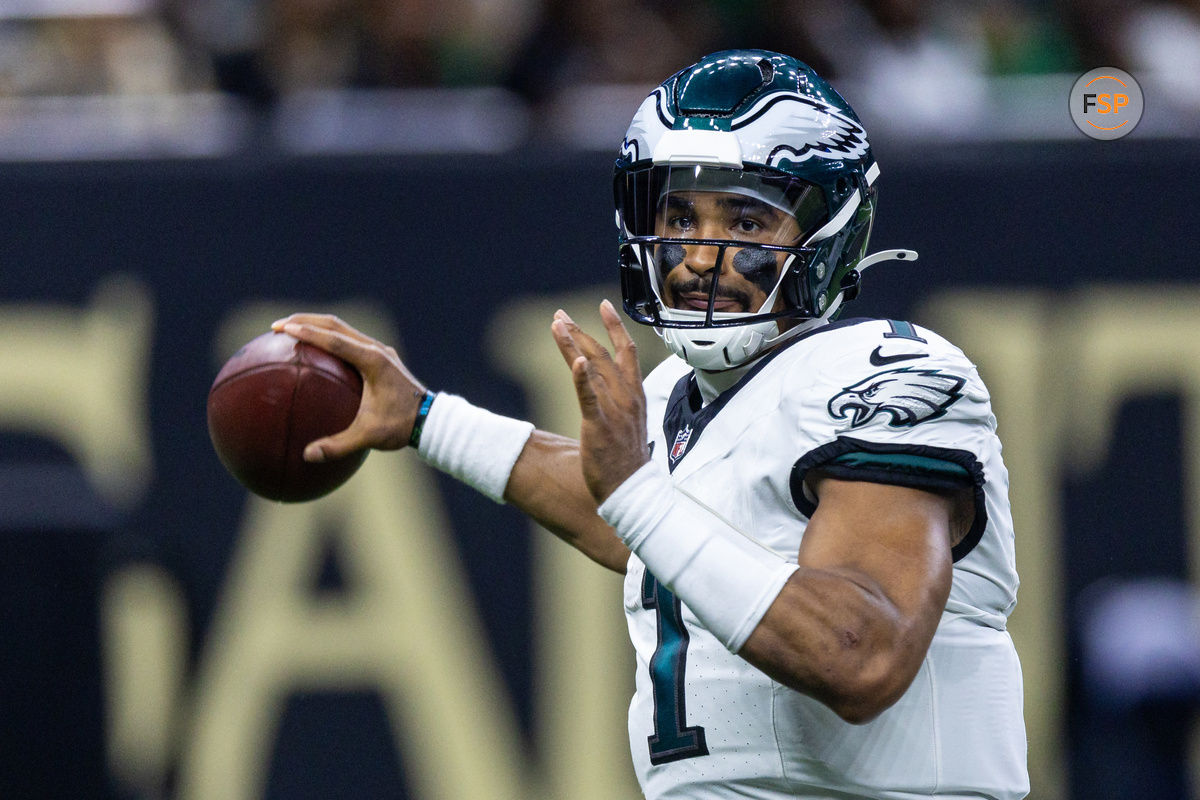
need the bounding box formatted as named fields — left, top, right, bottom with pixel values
left=654, top=191, right=802, bottom=315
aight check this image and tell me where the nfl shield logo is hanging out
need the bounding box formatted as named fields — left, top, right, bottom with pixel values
left=669, top=425, right=693, bottom=463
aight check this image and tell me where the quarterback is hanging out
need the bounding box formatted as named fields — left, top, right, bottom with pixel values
left=275, top=50, right=1029, bottom=799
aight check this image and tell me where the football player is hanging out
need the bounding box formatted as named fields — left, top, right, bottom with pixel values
left=274, top=50, right=1029, bottom=800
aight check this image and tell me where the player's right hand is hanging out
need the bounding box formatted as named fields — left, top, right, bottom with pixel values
left=550, top=300, right=651, bottom=504
left=271, top=313, right=427, bottom=462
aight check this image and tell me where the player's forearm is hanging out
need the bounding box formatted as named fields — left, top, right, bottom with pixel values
left=738, top=478, right=954, bottom=722
left=737, top=565, right=948, bottom=724
left=505, top=430, right=631, bottom=573
left=414, top=395, right=628, bottom=573
left=598, top=462, right=952, bottom=723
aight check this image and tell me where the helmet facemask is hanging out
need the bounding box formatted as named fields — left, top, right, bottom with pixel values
left=617, top=164, right=829, bottom=332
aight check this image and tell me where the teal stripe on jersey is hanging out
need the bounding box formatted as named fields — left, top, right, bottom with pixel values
left=832, top=451, right=970, bottom=482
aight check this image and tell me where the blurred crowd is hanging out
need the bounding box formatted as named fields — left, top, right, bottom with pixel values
left=1, top=0, right=1198, bottom=109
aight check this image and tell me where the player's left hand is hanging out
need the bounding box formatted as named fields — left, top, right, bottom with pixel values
left=551, top=299, right=651, bottom=504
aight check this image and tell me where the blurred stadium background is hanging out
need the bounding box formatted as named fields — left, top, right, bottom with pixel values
left=1, top=1, right=1198, bottom=798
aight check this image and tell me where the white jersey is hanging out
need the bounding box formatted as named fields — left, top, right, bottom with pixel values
left=625, top=318, right=1028, bottom=800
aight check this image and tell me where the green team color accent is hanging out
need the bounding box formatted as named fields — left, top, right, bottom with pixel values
left=884, top=319, right=924, bottom=341
left=641, top=571, right=709, bottom=765
left=832, top=451, right=970, bottom=481
left=674, top=53, right=784, bottom=114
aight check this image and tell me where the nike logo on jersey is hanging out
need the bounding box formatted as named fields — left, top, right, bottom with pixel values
left=828, top=367, right=965, bottom=428
left=869, top=346, right=928, bottom=366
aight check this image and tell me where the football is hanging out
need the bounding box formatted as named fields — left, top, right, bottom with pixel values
left=207, top=331, right=368, bottom=502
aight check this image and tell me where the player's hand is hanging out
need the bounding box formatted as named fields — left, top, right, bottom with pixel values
left=551, top=299, right=651, bottom=504
left=271, top=313, right=427, bottom=462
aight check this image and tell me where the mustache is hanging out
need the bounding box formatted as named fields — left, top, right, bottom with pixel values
left=669, top=275, right=753, bottom=309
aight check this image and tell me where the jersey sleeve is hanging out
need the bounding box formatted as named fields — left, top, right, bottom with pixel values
left=787, top=320, right=994, bottom=560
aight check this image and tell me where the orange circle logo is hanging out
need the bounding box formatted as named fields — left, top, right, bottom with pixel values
left=1070, top=68, right=1144, bottom=140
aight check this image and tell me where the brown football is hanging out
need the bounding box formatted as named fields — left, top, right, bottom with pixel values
left=207, top=331, right=368, bottom=502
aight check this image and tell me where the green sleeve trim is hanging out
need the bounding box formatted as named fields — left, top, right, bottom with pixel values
left=790, top=436, right=988, bottom=562
left=830, top=451, right=970, bottom=482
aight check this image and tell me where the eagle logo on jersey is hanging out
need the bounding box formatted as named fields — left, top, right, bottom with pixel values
left=828, top=367, right=965, bottom=429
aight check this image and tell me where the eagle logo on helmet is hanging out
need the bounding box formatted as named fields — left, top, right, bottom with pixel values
left=828, top=368, right=965, bottom=429
left=763, top=101, right=869, bottom=165
left=628, top=87, right=869, bottom=168
left=737, top=95, right=870, bottom=166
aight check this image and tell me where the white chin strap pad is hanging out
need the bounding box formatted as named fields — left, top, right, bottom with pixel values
left=658, top=317, right=780, bottom=371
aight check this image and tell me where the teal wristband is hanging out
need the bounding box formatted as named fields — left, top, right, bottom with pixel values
left=409, top=390, right=437, bottom=449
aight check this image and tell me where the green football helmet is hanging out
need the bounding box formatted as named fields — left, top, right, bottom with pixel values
left=614, top=49, right=915, bottom=370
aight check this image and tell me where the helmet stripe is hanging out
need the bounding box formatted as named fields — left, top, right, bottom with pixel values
left=806, top=189, right=861, bottom=244
left=731, top=92, right=832, bottom=130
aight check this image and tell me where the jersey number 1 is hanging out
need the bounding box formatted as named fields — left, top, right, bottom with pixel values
left=641, top=571, right=709, bottom=765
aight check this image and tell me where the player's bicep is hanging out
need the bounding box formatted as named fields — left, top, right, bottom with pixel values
left=798, top=475, right=954, bottom=614
left=805, top=468, right=974, bottom=547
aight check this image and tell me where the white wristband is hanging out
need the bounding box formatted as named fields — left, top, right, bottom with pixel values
left=416, top=393, right=535, bottom=504
left=598, top=461, right=798, bottom=652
